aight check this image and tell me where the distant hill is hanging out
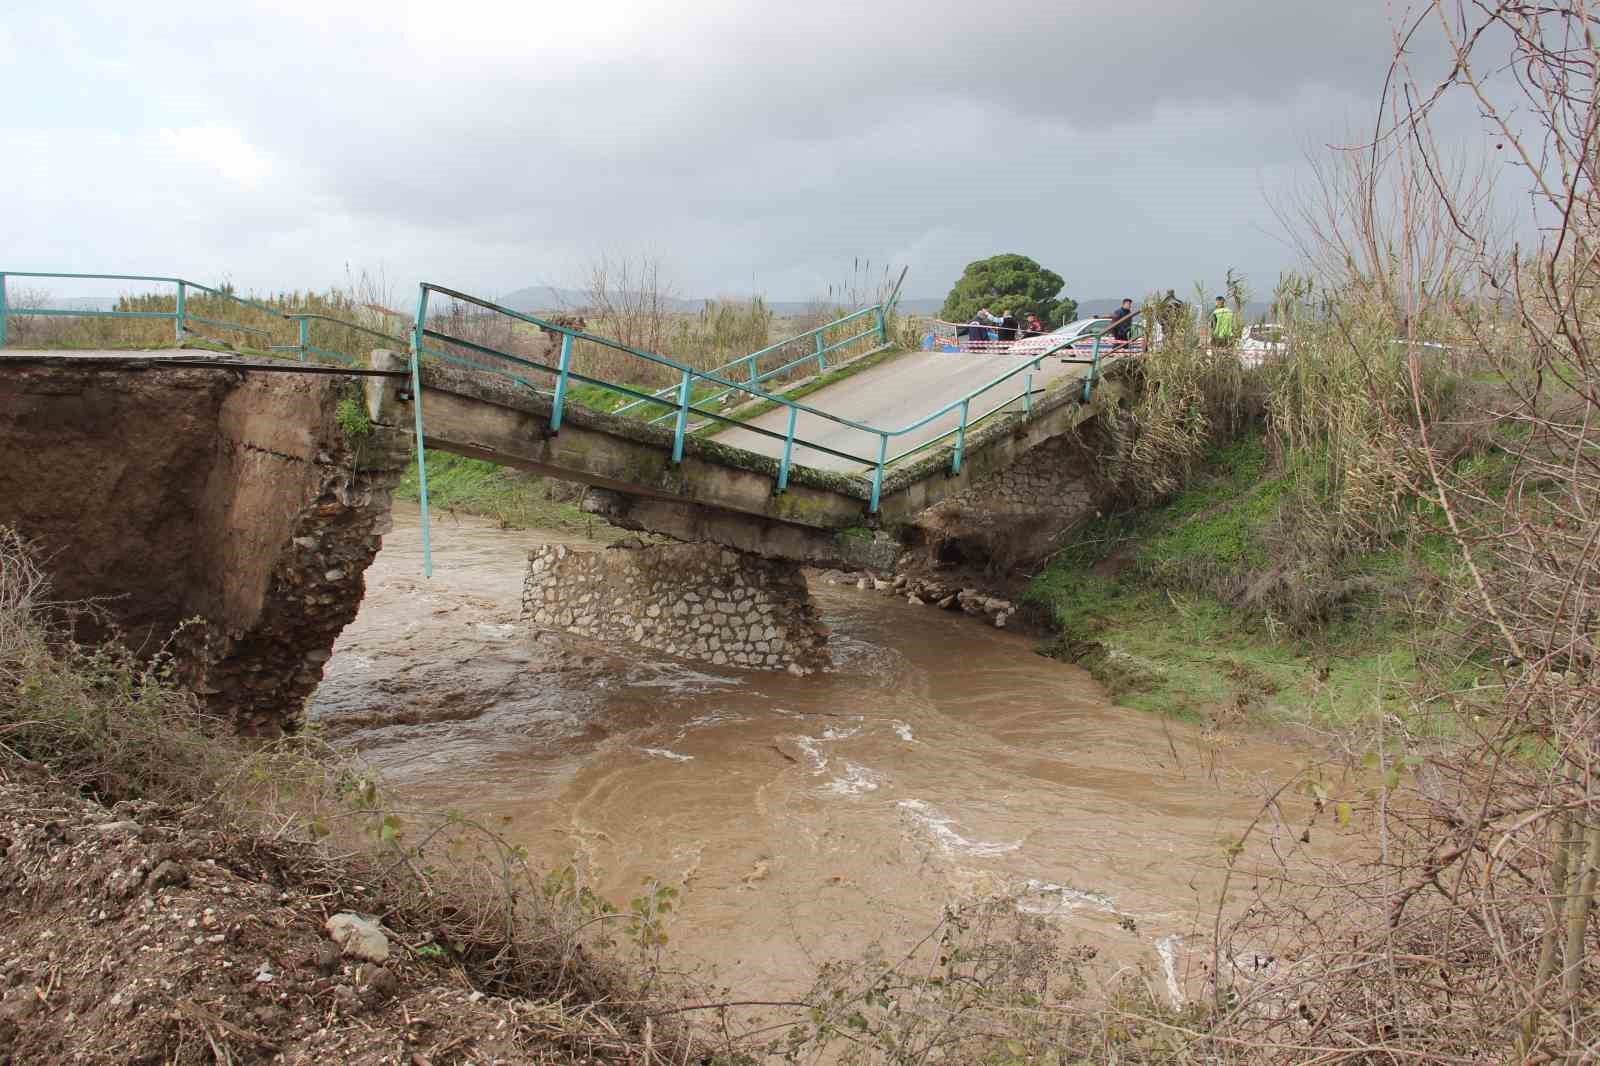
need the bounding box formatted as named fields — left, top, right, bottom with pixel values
left=498, top=285, right=945, bottom=318
left=499, top=285, right=704, bottom=314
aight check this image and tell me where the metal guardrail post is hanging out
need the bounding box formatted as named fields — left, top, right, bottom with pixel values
left=875, top=304, right=886, bottom=344
left=174, top=281, right=186, bottom=341
left=671, top=369, right=691, bottom=464
left=776, top=406, right=797, bottom=494
left=409, top=285, right=434, bottom=578
left=550, top=333, right=574, bottom=432
left=1083, top=335, right=1102, bottom=402
left=746, top=354, right=758, bottom=393
left=869, top=433, right=888, bottom=514
left=0, top=273, right=8, bottom=347
left=296, top=317, right=309, bottom=362
left=814, top=329, right=827, bottom=373
left=951, top=399, right=970, bottom=475
left=1024, top=373, right=1032, bottom=415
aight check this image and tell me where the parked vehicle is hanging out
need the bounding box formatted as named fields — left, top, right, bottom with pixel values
left=1008, top=316, right=1111, bottom=357
left=1237, top=323, right=1287, bottom=368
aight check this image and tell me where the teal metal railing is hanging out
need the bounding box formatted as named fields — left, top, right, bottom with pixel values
left=613, top=265, right=906, bottom=422
left=401, top=283, right=1134, bottom=574
left=0, top=271, right=394, bottom=365
left=274, top=313, right=406, bottom=367
left=0, top=271, right=280, bottom=348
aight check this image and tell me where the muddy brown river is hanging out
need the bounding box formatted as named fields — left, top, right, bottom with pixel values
left=311, top=506, right=1300, bottom=1001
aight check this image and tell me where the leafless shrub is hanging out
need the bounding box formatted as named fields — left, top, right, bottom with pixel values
left=1188, top=5, right=1600, bottom=1060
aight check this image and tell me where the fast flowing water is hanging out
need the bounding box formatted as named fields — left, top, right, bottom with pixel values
left=311, top=506, right=1299, bottom=999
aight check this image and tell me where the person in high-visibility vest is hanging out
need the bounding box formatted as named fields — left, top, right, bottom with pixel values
left=1210, top=296, right=1237, bottom=348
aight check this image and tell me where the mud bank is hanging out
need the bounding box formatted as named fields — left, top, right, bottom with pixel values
left=0, top=357, right=408, bottom=730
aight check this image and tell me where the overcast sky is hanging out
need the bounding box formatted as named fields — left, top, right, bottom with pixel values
left=3, top=0, right=1490, bottom=306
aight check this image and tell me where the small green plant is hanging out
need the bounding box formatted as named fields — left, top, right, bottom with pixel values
left=336, top=390, right=373, bottom=440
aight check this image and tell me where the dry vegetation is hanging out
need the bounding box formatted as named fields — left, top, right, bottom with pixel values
left=420, top=254, right=902, bottom=414
left=0, top=527, right=699, bottom=1064
left=1018, top=5, right=1600, bottom=1060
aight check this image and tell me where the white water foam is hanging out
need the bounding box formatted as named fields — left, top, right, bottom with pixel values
left=1015, top=878, right=1116, bottom=916
left=897, top=800, right=1022, bottom=857
left=639, top=747, right=695, bottom=762
left=892, top=721, right=915, bottom=742
left=826, top=762, right=881, bottom=795
left=473, top=622, right=518, bottom=641
left=794, top=736, right=828, bottom=774
left=1155, top=935, right=1185, bottom=1008
left=676, top=710, right=748, bottom=739
left=686, top=710, right=746, bottom=729
left=792, top=720, right=865, bottom=776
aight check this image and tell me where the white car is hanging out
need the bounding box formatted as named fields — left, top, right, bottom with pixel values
left=1008, top=316, right=1115, bottom=358
left=1237, top=323, right=1287, bottom=368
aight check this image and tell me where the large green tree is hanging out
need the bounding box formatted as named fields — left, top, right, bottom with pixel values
left=939, top=254, right=1076, bottom=326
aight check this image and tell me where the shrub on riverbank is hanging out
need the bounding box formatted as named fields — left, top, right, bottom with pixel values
left=1020, top=8, right=1600, bottom=1057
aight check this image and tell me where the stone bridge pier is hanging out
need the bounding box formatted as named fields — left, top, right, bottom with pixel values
left=521, top=541, right=830, bottom=674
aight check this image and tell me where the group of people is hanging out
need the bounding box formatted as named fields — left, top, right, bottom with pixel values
left=958, top=294, right=1240, bottom=350
left=963, top=307, right=1045, bottom=343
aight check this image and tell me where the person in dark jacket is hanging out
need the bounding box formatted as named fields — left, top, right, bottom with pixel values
left=999, top=311, right=1019, bottom=342
left=1109, top=298, right=1134, bottom=342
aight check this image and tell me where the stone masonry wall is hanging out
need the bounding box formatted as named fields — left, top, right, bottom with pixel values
left=521, top=541, right=829, bottom=674
left=933, top=434, right=1095, bottom=523
left=908, top=432, right=1103, bottom=571
left=175, top=370, right=409, bottom=731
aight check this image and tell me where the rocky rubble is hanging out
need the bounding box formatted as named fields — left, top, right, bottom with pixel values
left=817, top=569, right=1017, bottom=628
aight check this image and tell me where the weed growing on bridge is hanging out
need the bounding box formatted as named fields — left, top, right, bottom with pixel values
left=335, top=388, right=373, bottom=441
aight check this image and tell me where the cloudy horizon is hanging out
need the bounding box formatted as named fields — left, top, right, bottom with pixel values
left=4, top=1, right=1494, bottom=308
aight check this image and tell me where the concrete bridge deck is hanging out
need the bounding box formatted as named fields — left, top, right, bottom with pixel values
left=1, top=345, right=1128, bottom=569
left=713, top=347, right=1088, bottom=474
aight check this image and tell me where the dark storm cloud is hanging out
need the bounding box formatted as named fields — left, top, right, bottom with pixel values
left=3, top=0, right=1471, bottom=300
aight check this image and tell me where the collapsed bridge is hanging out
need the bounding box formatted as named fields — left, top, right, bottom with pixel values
left=0, top=271, right=1139, bottom=727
